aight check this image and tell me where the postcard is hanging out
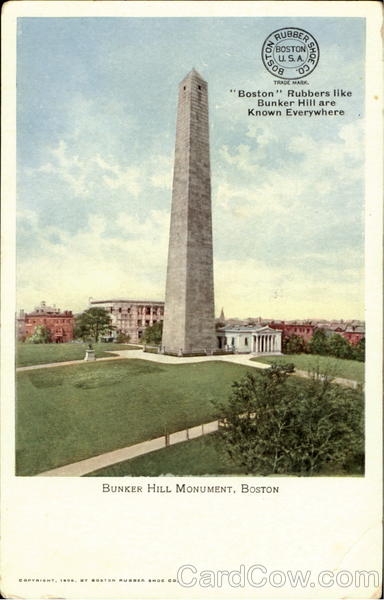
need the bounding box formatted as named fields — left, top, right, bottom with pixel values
left=1, top=1, right=382, bottom=598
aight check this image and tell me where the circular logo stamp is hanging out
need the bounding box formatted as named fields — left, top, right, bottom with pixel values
left=261, top=27, right=319, bottom=80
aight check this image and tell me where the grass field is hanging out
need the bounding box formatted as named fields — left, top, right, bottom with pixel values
left=85, top=432, right=360, bottom=477
left=16, top=342, right=141, bottom=367
left=253, top=354, right=364, bottom=383
left=85, top=433, right=245, bottom=476
left=16, top=359, right=258, bottom=475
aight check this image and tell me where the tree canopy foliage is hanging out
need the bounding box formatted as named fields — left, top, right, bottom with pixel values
left=282, top=334, right=308, bottom=355
left=25, top=325, right=51, bottom=344
left=217, top=363, right=364, bottom=476
left=74, top=308, right=114, bottom=343
left=283, top=329, right=364, bottom=362
left=143, top=321, right=163, bottom=345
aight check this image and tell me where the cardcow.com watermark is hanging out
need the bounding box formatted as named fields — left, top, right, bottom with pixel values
left=177, top=564, right=380, bottom=590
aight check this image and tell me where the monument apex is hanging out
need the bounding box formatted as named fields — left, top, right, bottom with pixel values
left=161, top=69, right=216, bottom=355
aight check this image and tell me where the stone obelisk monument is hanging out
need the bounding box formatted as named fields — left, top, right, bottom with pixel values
left=161, top=69, right=216, bottom=355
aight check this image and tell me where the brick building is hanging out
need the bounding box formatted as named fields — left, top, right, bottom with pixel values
left=17, top=301, right=74, bottom=343
left=268, top=319, right=364, bottom=346
left=90, top=299, right=164, bottom=343
left=269, top=320, right=316, bottom=343
left=316, top=321, right=365, bottom=345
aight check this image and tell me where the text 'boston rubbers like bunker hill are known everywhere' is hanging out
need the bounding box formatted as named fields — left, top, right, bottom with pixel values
left=232, top=88, right=353, bottom=117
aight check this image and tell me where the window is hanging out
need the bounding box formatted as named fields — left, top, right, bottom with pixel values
left=198, top=85, right=201, bottom=89
left=119, top=308, right=122, bottom=313
left=245, top=337, right=248, bottom=346
left=231, top=338, right=235, bottom=346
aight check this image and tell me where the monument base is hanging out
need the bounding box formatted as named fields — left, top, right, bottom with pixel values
left=84, top=349, right=96, bottom=361
left=161, top=348, right=233, bottom=357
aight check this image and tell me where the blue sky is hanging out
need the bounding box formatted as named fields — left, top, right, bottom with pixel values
left=17, top=17, right=365, bottom=318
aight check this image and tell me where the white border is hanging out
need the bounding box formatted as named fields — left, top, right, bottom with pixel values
left=1, top=3, right=382, bottom=599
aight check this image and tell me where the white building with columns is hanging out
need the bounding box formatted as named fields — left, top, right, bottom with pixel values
left=89, top=299, right=164, bottom=343
left=217, top=325, right=282, bottom=355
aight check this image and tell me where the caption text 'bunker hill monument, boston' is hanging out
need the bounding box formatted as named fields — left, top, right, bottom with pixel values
left=161, top=68, right=217, bottom=356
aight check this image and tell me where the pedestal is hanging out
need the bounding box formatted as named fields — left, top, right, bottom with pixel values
left=84, top=349, right=96, bottom=361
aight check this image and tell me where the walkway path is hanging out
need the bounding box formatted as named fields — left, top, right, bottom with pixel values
left=28, top=349, right=359, bottom=476
left=37, top=419, right=219, bottom=477
left=16, top=355, right=123, bottom=372
left=17, top=349, right=359, bottom=389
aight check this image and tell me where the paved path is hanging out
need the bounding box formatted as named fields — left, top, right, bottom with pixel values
left=110, top=349, right=271, bottom=370
left=17, top=349, right=359, bottom=388
left=37, top=419, right=219, bottom=477
left=28, top=349, right=359, bottom=476
left=16, top=355, right=124, bottom=372
left=16, top=349, right=272, bottom=372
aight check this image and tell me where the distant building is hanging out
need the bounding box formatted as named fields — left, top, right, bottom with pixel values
left=316, top=321, right=365, bottom=345
left=90, top=299, right=164, bottom=343
left=269, top=320, right=316, bottom=343
left=217, top=325, right=282, bottom=355
left=17, top=301, right=74, bottom=343
left=268, top=319, right=365, bottom=346
left=220, top=317, right=364, bottom=347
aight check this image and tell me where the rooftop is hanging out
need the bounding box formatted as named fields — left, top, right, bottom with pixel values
left=90, top=299, right=164, bottom=305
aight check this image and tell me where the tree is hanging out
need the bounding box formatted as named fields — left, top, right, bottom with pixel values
left=216, top=363, right=364, bottom=476
left=116, top=332, right=131, bottom=344
left=283, top=334, right=308, bottom=354
left=74, top=308, right=114, bottom=343
left=26, top=325, right=51, bottom=344
left=143, top=321, right=163, bottom=345
left=290, top=377, right=364, bottom=474
left=309, top=328, right=329, bottom=355
left=216, top=364, right=296, bottom=475
left=327, top=333, right=353, bottom=359
left=353, top=337, right=365, bottom=362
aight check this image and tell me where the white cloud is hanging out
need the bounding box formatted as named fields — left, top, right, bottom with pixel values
left=17, top=209, right=170, bottom=312
left=214, top=256, right=363, bottom=320
left=215, top=120, right=363, bottom=220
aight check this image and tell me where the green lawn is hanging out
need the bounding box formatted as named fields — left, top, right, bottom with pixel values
left=16, top=359, right=257, bottom=475
left=252, top=354, right=364, bottom=383
left=85, top=433, right=245, bottom=477
left=16, top=342, right=141, bottom=367
left=85, top=432, right=361, bottom=478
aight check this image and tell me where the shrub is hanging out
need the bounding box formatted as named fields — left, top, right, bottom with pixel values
left=217, top=364, right=364, bottom=475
